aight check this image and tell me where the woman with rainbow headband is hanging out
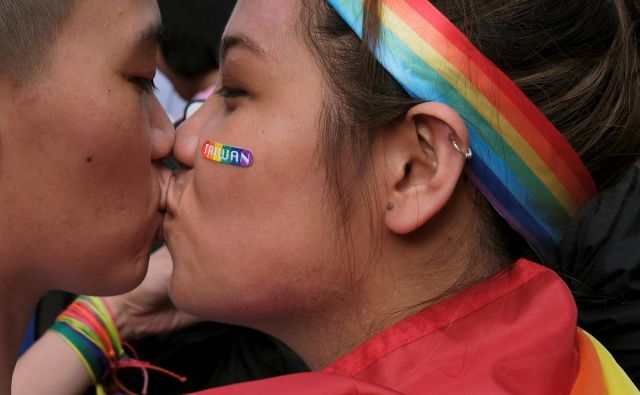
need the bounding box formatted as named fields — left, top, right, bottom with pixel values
left=14, top=0, right=640, bottom=394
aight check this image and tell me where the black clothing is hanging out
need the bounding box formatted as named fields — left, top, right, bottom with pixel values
left=556, top=166, right=640, bottom=385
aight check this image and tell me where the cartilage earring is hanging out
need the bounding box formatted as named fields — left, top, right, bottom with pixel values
left=449, top=133, right=473, bottom=160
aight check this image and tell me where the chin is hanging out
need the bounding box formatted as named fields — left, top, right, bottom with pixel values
left=67, top=253, right=150, bottom=296
left=168, top=272, right=196, bottom=314
left=168, top=268, right=218, bottom=320
left=105, top=260, right=149, bottom=294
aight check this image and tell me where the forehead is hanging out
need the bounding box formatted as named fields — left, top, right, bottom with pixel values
left=225, top=0, right=300, bottom=59
left=59, top=0, right=160, bottom=49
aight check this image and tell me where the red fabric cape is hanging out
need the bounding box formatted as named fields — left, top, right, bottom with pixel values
left=192, top=260, right=617, bottom=394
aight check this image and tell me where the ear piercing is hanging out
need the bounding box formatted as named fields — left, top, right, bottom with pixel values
left=386, top=202, right=395, bottom=211
left=449, top=133, right=473, bottom=160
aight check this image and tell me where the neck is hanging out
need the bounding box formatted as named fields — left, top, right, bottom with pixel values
left=269, top=265, right=470, bottom=370
left=267, top=245, right=486, bottom=371
left=0, top=268, right=42, bottom=392
left=266, top=192, right=503, bottom=371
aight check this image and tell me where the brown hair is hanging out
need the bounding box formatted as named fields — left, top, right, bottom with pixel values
left=0, top=0, right=75, bottom=80
left=300, top=0, right=640, bottom=263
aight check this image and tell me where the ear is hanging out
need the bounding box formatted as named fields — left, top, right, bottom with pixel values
left=382, top=102, right=470, bottom=234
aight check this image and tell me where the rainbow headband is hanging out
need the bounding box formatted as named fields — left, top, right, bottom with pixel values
left=326, top=0, right=597, bottom=263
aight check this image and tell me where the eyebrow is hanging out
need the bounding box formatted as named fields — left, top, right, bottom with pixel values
left=132, top=21, right=164, bottom=51
left=219, top=33, right=267, bottom=64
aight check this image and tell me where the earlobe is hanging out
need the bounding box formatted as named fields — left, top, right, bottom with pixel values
left=383, top=102, right=471, bottom=234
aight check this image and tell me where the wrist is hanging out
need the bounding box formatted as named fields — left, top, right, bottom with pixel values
left=50, top=296, right=125, bottom=387
left=50, top=295, right=187, bottom=392
left=50, top=321, right=109, bottom=383
left=101, top=295, right=134, bottom=341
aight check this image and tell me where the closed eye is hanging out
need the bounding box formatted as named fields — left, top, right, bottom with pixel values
left=131, top=77, right=158, bottom=94
left=216, top=86, right=247, bottom=99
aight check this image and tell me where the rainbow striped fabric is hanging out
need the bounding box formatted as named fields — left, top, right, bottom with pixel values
left=326, top=0, right=597, bottom=263
left=573, top=329, right=640, bottom=394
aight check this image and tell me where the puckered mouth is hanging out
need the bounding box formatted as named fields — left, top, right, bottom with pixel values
left=155, top=219, right=165, bottom=243
left=163, top=172, right=178, bottom=217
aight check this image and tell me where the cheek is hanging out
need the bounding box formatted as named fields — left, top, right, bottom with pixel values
left=8, top=85, right=157, bottom=264
left=59, top=94, right=153, bottom=210
left=0, top=48, right=164, bottom=291
left=169, top=209, right=350, bottom=324
left=91, top=101, right=152, bottom=186
left=168, top=94, right=355, bottom=318
left=168, top=149, right=350, bottom=321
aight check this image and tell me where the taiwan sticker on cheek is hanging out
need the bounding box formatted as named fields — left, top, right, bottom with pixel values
left=201, top=140, right=254, bottom=168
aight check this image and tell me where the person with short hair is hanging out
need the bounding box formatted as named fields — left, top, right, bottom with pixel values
left=0, top=0, right=174, bottom=391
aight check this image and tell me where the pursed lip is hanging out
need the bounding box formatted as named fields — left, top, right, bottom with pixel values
left=160, top=173, right=173, bottom=214
left=161, top=171, right=180, bottom=242
left=164, top=171, right=178, bottom=217
left=155, top=216, right=165, bottom=242
left=156, top=168, right=175, bottom=243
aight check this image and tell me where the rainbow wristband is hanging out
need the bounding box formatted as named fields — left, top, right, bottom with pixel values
left=50, top=296, right=125, bottom=388
left=50, top=321, right=109, bottom=383
left=50, top=296, right=187, bottom=394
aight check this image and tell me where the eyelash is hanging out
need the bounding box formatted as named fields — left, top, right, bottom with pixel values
left=131, top=77, right=158, bottom=94
left=216, top=86, right=247, bottom=99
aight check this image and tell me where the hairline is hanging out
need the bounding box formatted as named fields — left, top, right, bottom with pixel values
left=0, top=0, right=77, bottom=83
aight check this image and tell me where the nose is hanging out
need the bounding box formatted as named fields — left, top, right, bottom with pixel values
left=147, top=94, right=175, bottom=161
left=173, top=99, right=212, bottom=168
left=146, top=95, right=175, bottom=214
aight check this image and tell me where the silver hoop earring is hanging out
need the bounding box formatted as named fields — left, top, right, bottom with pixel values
left=449, top=133, right=473, bottom=160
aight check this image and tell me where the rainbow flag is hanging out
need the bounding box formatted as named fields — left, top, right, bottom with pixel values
left=572, top=329, right=639, bottom=394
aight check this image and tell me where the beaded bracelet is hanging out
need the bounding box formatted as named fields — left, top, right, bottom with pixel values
left=50, top=296, right=186, bottom=395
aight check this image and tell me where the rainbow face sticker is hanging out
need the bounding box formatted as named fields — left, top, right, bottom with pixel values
left=201, top=141, right=254, bottom=168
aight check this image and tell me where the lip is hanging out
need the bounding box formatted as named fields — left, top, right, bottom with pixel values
left=155, top=170, right=175, bottom=243
left=164, top=172, right=177, bottom=217
left=157, top=164, right=173, bottom=211
left=155, top=218, right=165, bottom=243
left=161, top=171, right=179, bottom=242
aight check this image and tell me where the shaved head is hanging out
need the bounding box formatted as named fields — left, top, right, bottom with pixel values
left=0, top=0, right=75, bottom=80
